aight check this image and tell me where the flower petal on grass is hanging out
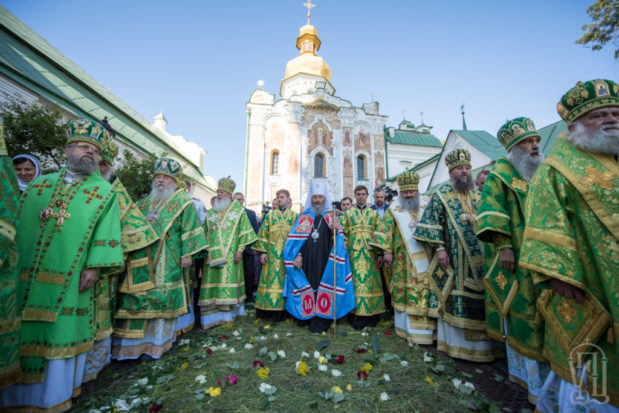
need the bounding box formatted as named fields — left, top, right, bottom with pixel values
left=226, top=375, right=238, bottom=385
left=318, top=364, right=328, bottom=372
left=331, top=369, right=343, bottom=377
left=331, top=386, right=343, bottom=394
left=256, top=367, right=270, bottom=379
left=380, top=392, right=390, bottom=401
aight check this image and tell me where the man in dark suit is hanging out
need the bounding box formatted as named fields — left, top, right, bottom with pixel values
left=233, top=192, right=259, bottom=303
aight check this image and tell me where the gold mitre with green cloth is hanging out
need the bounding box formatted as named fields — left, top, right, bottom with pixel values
left=100, top=130, right=119, bottom=164
left=218, top=176, right=236, bottom=195
left=66, top=119, right=104, bottom=150
left=444, top=148, right=471, bottom=171
left=497, top=117, right=540, bottom=152
left=154, top=157, right=182, bottom=181
left=396, top=168, right=420, bottom=191
left=557, top=78, right=619, bottom=124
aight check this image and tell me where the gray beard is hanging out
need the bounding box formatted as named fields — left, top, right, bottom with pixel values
left=398, top=196, right=419, bottom=212
left=150, top=182, right=176, bottom=204
left=311, top=204, right=326, bottom=215
left=566, top=122, right=619, bottom=156
left=450, top=175, right=474, bottom=193
left=506, top=146, right=545, bottom=182
left=213, top=198, right=232, bottom=211
left=67, top=154, right=97, bottom=175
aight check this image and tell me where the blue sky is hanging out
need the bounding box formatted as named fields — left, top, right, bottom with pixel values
left=1, top=0, right=616, bottom=187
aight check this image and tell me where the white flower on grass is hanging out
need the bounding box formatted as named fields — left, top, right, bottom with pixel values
left=383, top=374, right=391, bottom=382
left=258, top=336, right=267, bottom=341
left=314, top=351, right=320, bottom=359
left=229, top=348, right=236, bottom=353
left=277, top=350, right=286, bottom=358
left=259, top=383, right=273, bottom=393
left=130, top=398, right=143, bottom=408
left=452, top=378, right=462, bottom=389
left=146, top=385, right=153, bottom=391
left=244, top=343, right=254, bottom=350
left=380, top=392, right=390, bottom=401
left=195, top=374, right=207, bottom=384
left=301, top=351, right=310, bottom=358
left=232, top=330, right=240, bottom=337
left=318, top=364, right=328, bottom=372
left=463, top=382, right=475, bottom=391
left=273, top=333, right=279, bottom=339
left=221, top=343, right=227, bottom=349
left=112, top=399, right=129, bottom=412
left=423, top=352, right=433, bottom=363
left=179, top=338, right=191, bottom=346
left=100, top=406, right=111, bottom=411
left=331, top=369, right=343, bottom=377
left=286, top=332, right=293, bottom=337
left=136, top=377, right=148, bottom=386
left=400, top=360, right=409, bottom=367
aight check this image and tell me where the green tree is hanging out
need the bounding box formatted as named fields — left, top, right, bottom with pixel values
left=114, top=149, right=158, bottom=201
left=0, top=98, right=69, bottom=172
left=576, top=0, right=619, bottom=59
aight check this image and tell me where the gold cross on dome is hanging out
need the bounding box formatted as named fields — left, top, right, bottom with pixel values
left=303, top=0, right=315, bottom=25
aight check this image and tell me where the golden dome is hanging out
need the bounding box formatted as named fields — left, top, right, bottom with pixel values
left=284, top=23, right=330, bottom=81
left=284, top=53, right=332, bottom=81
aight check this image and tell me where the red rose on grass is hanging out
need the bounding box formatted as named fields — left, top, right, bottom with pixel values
left=226, top=375, right=238, bottom=385
left=384, top=330, right=392, bottom=336
left=253, top=360, right=264, bottom=368
left=149, top=403, right=163, bottom=413
left=356, top=348, right=366, bottom=354
left=217, top=335, right=228, bottom=342
left=357, top=371, right=368, bottom=379
left=206, top=348, right=213, bottom=354
left=217, top=380, right=223, bottom=387
left=334, top=355, right=345, bottom=364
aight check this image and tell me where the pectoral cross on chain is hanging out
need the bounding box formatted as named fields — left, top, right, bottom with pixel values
left=54, top=207, right=71, bottom=227
left=84, top=187, right=103, bottom=203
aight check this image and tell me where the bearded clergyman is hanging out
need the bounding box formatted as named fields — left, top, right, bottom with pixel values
left=82, top=130, right=159, bottom=381
left=0, top=119, right=124, bottom=412
left=520, top=79, right=618, bottom=412
left=199, top=177, right=257, bottom=328
left=113, top=158, right=206, bottom=360
left=282, top=182, right=356, bottom=333
left=414, top=149, right=500, bottom=362
left=254, top=189, right=298, bottom=321
left=371, top=169, right=436, bottom=344
left=476, top=118, right=549, bottom=403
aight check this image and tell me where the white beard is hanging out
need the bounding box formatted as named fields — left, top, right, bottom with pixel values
left=567, top=121, right=619, bottom=156
left=506, top=146, right=545, bottom=182
left=213, top=197, right=232, bottom=211
left=150, top=182, right=176, bottom=204
left=311, top=202, right=326, bottom=216
left=398, top=196, right=419, bottom=212
left=67, top=153, right=97, bottom=174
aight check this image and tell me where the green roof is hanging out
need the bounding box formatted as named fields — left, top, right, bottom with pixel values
left=0, top=6, right=210, bottom=188
left=384, top=127, right=442, bottom=147
left=452, top=130, right=507, bottom=159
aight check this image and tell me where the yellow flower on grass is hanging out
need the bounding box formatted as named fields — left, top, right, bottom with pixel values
left=225, top=322, right=234, bottom=328
left=205, top=387, right=221, bottom=397
left=264, top=324, right=271, bottom=330
left=360, top=362, right=373, bottom=373
left=318, top=356, right=328, bottom=364
left=179, top=362, right=189, bottom=371
left=250, top=336, right=255, bottom=343
left=331, top=386, right=343, bottom=394
left=257, top=367, right=270, bottom=379
left=296, top=360, right=309, bottom=377
left=182, top=346, right=190, bottom=352
left=346, top=384, right=352, bottom=391
left=425, top=375, right=438, bottom=387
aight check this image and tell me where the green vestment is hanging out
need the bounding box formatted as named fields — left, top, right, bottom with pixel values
left=519, top=136, right=618, bottom=405
left=371, top=207, right=436, bottom=342
left=413, top=183, right=486, bottom=332
left=114, top=189, right=206, bottom=339
left=476, top=158, right=544, bottom=361
left=0, top=130, right=21, bottom=388
left=341, top=205, right=385, bottom=316
left=199, top=200, right=257, bottom=307
left=253, top=208, right=298, bottom=312
left=17, top=168, right=123, bottom=382
left=93, top=177, right=159, bottom=341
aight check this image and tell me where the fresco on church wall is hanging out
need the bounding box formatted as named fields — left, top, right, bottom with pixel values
left=343, top=149, right=353, bottom=178
left=266, top=120, right=285, bottom=147
left=301, top=107, right=341, bottom=130
left=343, top=128, right=351, bottom=146
left=307, top=120, right=334, bottom=156
left=374, top=134, right=384, bottom=149
left=374, top=151, right=385, bottom=186
left=343, top=177, right=354, bottom=197
left=355, top=131, right=371, bottom=153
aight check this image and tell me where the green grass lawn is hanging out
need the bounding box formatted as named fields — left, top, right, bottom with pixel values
left=73, top=310, right=500, bottom=412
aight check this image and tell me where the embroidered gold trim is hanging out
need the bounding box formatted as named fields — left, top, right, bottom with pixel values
left=36, top=272, right=65, bottom=286
left=523, top=226, right=577, bottom=251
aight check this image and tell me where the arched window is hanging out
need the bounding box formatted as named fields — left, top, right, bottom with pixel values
left=270, top=150, right=279, bottom=175
left=357, top=155, right=367, bottom=180
left=314, top=153, right=325, bottom=178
